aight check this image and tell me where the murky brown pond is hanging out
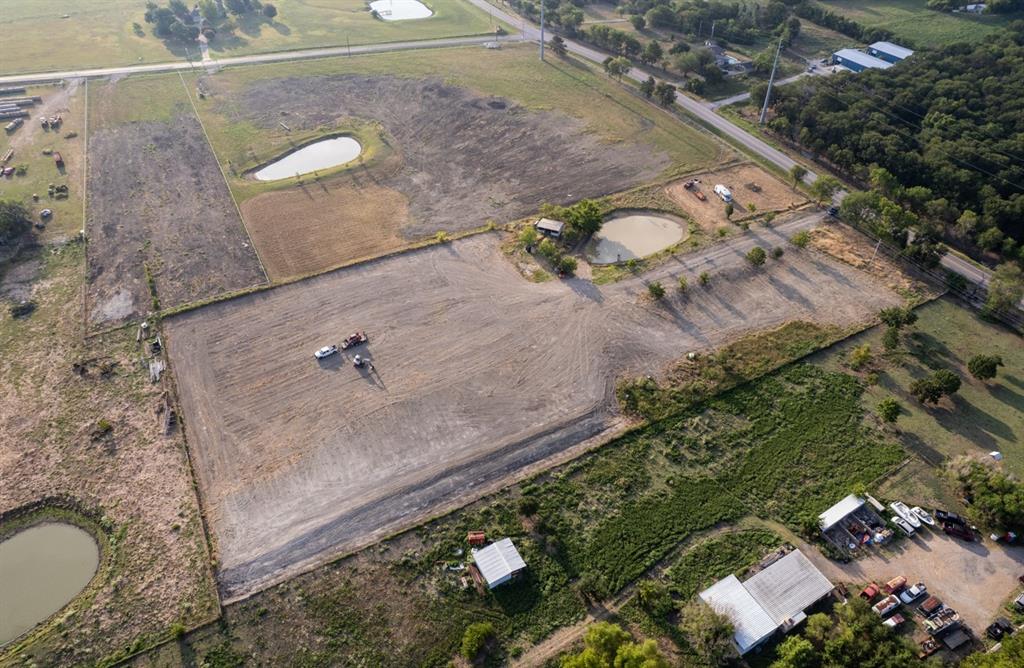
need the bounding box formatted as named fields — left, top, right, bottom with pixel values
left=0, top=523, right=99, bottom=645
left=587, top=212, right=687, bottom=264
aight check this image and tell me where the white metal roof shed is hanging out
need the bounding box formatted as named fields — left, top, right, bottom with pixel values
left=742, top=550, right=835, bottom=625
left=833, top=49, right=893, bottom=71
left=472, top=538, right=526, bottom=589
left=819, top=494, right=865, bottom=531
left=700, top=575, right=778, bottom=654
left=869, top=41, right=914, bottom=60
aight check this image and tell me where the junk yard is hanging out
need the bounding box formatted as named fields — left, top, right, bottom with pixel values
left=2, top=2, right=1023, bottom=667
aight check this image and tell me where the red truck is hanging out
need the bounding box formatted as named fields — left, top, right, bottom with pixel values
left=53, top=152, right=64, bottom=168
left=942, top=522, right=976, bottom=542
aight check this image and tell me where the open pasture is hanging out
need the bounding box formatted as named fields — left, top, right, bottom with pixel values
left=0, top=0, right=501, bottom=75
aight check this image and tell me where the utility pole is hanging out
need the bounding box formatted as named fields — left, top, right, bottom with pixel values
left=540, top=0, right=545, bottom=61
left=759, top=35, right=783, bottom=125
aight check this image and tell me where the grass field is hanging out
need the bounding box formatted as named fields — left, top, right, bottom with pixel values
left=813, top=0, right=1022, bottom=47
left=814, top=297, right=1024, bottom=477
left=0, top=0, right=503, bottom=75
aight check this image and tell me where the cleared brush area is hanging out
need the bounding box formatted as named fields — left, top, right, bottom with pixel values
left=164, top=224, right=902, bottom=601
left=189, top=44, right=724, bottom=276
left=85, top=75, right=265, bottom=325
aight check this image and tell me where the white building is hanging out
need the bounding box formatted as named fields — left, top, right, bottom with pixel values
left=471, top=538, right=526, bottom=589
left=867, top=41, right=914, bottom=63
left=699, top=550, right=834, bottom=655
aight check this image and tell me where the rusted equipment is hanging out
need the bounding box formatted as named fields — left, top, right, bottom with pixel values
left=467, top=531, right=486, bottom=546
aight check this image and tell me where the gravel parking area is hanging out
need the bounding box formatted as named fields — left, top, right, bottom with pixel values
left=806, top=531, right=1024, bottom=631
left=166, top=224, right=902, bottom=600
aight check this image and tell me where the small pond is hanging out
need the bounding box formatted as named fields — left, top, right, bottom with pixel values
left=587, top=212, right=687, bottom=265
left=253, top=136, right=362, bottom=181
left=370, top=0, right=434, bottom=21
left=0, top=523, right=100, bottom=645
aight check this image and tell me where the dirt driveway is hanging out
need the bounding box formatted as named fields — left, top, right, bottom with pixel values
left=666, top=163, right=806, bottom=233
left=165, top=219, right=901, bottom=600
left=805, top=531, right=1024, bottom=631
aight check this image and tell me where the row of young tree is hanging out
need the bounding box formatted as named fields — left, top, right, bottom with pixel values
left=765, top=26, right=1024, bottom=268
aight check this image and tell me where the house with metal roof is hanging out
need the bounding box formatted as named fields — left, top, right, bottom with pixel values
left=831, top=49, right=893, bottom=73
left=699, top=550, right=834, bottom=655
left=867, top=41, right=914, bottom=63
left=471, top=538, right=526, bottom=589
left=819, top=494, right=865, bottom=531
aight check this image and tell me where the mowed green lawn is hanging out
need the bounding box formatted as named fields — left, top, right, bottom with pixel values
left=193, top=42, right=723, bottom=176
left=816, top=298, right=1024, bottom=477
left=0, top=0, right=502, bottom=75
left=813, top=0, right=1022, bottom=47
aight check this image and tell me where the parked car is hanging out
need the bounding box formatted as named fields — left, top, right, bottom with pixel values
left=314, top=345, right=338, bottom=359
left=892, top=515, right=916, bottom=537
left=714, top=184, right=732, bottom=202
left=884, top=575, right=907, bottom=594
left=827, top=206, right=839, bottom=217
left=860, top=583, right=881, bottom=601
left=934, top=509, right=967, bottom=526
left=899, top=583, right=927, bottom=605
left=919, top=596, right=943, bottom=616
left=883, top=613, right=905, bottom=629
left=943, top=522, right=976, bottom=542
left=872, top=594, right=901, bottom=617
left=986, top=617, right=1014, bottom=640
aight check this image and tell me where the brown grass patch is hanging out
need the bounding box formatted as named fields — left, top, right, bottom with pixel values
left=241, top=174, right=409, bottom=281
left=665, top=163, right=806, bottom=233
left=808, top=225, right=932, bottom=297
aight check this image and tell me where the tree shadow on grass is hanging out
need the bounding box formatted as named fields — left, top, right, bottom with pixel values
left=906, top=331, right=959, bottom=372
left=898, top=431, right=947, bottom=468
left=1003, top=373, right=1024, bottom=391
left=985, top=381, right=1024, bottom=414
left=929, top=393, right=1015, bottom=448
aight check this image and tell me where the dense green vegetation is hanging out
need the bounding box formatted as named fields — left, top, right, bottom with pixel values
left=0, top=200, right=32, bottom=246
left=962, top=632, right=1024, bottom=667
left=956, top=461, right=1024, bottom=531
left=767, top=27, right=1024, bottom=265
left=560, top=622, right=669, bottom=667
left=766, top=597, right=918, bottom=667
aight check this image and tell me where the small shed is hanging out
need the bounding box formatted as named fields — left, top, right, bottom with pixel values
left=535, top=218, right=565, bottom=239
left=831, top=49, right=892, bottom=73
left=819, top=494, right=865, bottom=532
left=471, top=538, right=526, bottom=589
left=867, top=41, right=914, bottom=63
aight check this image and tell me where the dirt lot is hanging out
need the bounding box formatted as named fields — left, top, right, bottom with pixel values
left=666, top=163, right=806, bottom=233
left=86, top=111, right=265, bottom=326
left=208, top=74, right=671, bottom=274
left=165, top=221, right=902, bottom=600
left=239, top=156, right=408, bottom=279
left=804, top=531, right=1024, bottom=632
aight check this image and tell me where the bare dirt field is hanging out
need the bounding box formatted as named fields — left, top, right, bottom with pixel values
left=803, top=531, right=1024, bottom=632
left=239, top=156, right=409, bottom=280
left=165, top=221, right=903, bottom=600
left=665, top=163, right=806, bottom=233
left=86, top=111, right=265, bottom=325
left=207, top=73, right=672, bottom=275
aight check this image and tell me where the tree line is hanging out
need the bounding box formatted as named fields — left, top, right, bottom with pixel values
left=766, top=26, right=1024, bottom=269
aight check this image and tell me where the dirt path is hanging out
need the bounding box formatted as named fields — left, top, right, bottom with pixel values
left=166, top=216, right=901, bottom=601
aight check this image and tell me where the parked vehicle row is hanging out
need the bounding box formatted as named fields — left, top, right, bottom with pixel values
left=888, top=502, right=978, bottom=541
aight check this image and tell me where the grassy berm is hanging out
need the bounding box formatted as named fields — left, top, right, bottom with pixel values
left=135, top=360, right=903, bottom=666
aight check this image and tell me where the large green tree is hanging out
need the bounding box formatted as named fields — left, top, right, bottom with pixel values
left=0, top=200, right=31, bottom=244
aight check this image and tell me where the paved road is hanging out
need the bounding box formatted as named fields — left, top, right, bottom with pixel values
left=0, top=34, right=508, bottom=85
left=0, top=6, right=1002, bottom=298
left=465, top=0, right=1012, bottom=302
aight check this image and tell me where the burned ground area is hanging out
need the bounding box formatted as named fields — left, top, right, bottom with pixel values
left=86, top=115, right=265, bottom=325
left=231, top=75, right=672, bottom=237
